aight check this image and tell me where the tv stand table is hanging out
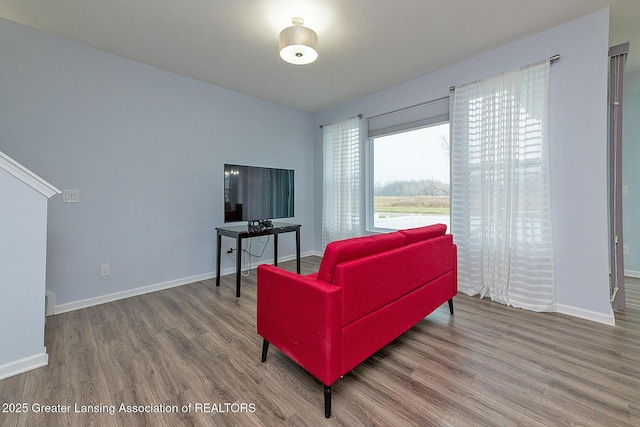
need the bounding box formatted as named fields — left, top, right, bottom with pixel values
left=215, top=222, right=301, bottom=297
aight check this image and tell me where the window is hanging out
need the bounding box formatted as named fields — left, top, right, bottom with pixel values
left=366, top=97, right=450, bottom=231
left=371, top=123, right=450, bottom=230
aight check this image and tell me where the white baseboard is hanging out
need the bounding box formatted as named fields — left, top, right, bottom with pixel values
left=556, top=304, right=616, bottom=326
left=54, top=272, right=217, bottom=314
left=624, top=270, right=640, bottom=279
left=54, top=252, right=318, bottom=315
left=49, top=251, right=620, bottom=329
left=45, top=291, right=56, bottom=317
left=0, top=349, right=48, bottom=380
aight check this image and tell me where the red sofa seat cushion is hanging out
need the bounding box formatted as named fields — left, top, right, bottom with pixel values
left=398, top=223, right=447, bottom=245
left=317, top=232, right=406, bottom=283
left=341, top=270, right=455, bottom=374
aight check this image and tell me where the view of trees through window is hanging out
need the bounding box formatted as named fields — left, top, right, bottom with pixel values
left=373, top=123, right=450, bottom=230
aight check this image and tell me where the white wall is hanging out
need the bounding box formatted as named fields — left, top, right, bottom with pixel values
left=0, top=17, right=315, bottom=309
left=314, top=9, right=613, bottom=323
left=0, top=169, right=48, bottom=376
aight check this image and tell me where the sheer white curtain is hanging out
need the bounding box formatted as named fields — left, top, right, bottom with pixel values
left=322, top=117, right=361, bottom=249
left=451, top=60, right=555, bottom=311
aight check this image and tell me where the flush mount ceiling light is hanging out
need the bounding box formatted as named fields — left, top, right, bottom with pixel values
left=279, top=17, right=318, bottom=65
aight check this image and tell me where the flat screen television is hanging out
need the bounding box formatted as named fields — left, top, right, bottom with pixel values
left=224, top=164, right=294, bottom=224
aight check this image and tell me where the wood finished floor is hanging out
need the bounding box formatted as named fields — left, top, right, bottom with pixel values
left=1, top=257, right=639, bottom=426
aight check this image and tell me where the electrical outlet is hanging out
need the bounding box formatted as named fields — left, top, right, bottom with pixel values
left=623, top=245, right=629, bottom=255
left=100, top=264, right=110, bottom=277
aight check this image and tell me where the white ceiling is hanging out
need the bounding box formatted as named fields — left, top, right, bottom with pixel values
left=0, top=0, right=636, bottom=112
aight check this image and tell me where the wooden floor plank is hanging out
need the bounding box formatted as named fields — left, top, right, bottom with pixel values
left=1, top=256, right=639, bottom=426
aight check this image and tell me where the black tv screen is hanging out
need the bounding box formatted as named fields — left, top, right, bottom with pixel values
left=224, top=164, right=295, bottom=223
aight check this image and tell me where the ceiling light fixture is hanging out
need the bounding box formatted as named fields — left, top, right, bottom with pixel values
left=279, top=17, right=318, bottom=65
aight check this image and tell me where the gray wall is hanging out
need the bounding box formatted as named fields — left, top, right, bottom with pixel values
left=314, top=9, right=613, bottom=323
left=0, top=169, right=48, bottom=371
left=623, top=70, right=640, bottom=274
left=0, top=8, right=616, bottom=326
left=0, top=17, right=315, bottom=308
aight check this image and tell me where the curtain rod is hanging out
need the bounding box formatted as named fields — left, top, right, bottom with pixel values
left=449, top=54, right=560, bottom=92
left=319, top=114, right=362, bottom=129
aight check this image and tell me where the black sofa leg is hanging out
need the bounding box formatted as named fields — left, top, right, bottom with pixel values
left=448, top=298, right=454, bottom=315
left=261, top=339, right=269, bottom=363
left=324, top=385, right=331, bottom=418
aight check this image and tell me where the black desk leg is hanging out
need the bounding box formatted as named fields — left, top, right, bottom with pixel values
left=296, top=228, right=301, bottom=274
left=236, top=235, right=242, bottom=297
left=274, top=234, right=279, bottom=267
left=216, top=233, right=222, bottom=287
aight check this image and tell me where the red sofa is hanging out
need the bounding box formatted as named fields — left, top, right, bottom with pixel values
left=257, top=224, right=457, bottom=418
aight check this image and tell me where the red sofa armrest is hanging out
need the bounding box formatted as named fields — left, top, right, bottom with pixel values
left=257, top=264, right=342, bottom=386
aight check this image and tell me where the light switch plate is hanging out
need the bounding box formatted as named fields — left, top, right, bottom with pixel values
left=62, top=190, right=79, bottom=203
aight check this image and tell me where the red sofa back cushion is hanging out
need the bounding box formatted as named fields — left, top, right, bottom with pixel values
left=334, top=234, right=454, bottom=326
left=317, top=232, right=406, bottom=283
left=398, top=223, right=447, bottom=245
